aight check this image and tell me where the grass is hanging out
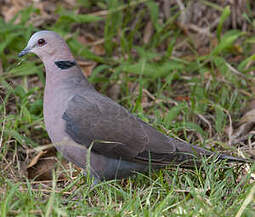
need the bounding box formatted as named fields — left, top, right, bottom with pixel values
left=0, top=0, right=255, bottom=216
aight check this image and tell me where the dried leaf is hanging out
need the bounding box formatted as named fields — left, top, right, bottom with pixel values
left=26, top=146, right=79, bottom=181
left=27, top=151, right=46, bottom=168
left=230, top=101, right=255, bottom=145
left=2, top=0, right=30, bottom=23
left=91, top=44, right=105, bottom=56
left=78, top=35, right=90, bottom=45
left=240, top=109, right=255, bottom=125
left=63, top=0, right=77, bottom=7
left=174, top=96, right=190, bottom=102
left=143, top=21, right=153, bottom=44
left=27, top=146, right=58, bottom=180
left=78, top=35, right=105, bottom=56
left=27, top=158, right=57, bottom=180
left=77, top=60, right=97, bottom=77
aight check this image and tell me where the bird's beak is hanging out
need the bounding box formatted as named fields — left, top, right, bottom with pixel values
left=18, top=47, right=31, bottom=57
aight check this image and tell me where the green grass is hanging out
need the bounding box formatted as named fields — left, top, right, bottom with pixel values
left=1, top=0, right=255, bottom=216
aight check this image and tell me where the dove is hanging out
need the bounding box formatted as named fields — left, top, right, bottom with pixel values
left=18, top=31, right=246, bottom=182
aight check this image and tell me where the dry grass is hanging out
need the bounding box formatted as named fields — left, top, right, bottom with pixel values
left=0, top=0, right=255, bottom=216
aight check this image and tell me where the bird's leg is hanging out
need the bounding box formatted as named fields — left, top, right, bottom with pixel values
left=83, top=170, right=101, bottom=186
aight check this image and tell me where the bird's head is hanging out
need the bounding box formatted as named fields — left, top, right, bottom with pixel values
left=18, top=31, right=73, bottom=61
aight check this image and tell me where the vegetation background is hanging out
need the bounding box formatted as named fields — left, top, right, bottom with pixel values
left=0, top=0, right=255, bottom=216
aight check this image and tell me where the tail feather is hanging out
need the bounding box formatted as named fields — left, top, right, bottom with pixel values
left=178, top=143, right=250, bottom=164
left=217, top=153, right=250, bottom=163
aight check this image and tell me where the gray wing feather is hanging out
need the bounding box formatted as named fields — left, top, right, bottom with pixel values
left=63, top=94, right=246, bottom=165
left=63, top=94, right=177, bottom=162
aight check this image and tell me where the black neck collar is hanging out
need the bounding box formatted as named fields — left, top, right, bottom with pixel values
left=54, top=60, right=77, bottom=70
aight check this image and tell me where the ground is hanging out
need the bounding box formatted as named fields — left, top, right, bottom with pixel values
left=0, top=0, right=255, bottom=216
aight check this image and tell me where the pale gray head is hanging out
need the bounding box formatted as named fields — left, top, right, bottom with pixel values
left=18, top=31, right=73, bottom=61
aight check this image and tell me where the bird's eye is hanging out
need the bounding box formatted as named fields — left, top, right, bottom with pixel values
left=37, top=38, right=46, bottom=46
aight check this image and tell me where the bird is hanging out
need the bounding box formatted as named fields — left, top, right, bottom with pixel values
left=18, top=31, right=247, bottom=183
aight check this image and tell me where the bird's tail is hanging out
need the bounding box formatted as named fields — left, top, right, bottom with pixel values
left=216, top=153, right=250, bottom=163
left=174, top=142, right=250, bottom=166
left=189, top=144, right=250, bottom=164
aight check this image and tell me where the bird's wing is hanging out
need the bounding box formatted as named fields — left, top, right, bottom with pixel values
left=63, top=94, right=179, bottom=163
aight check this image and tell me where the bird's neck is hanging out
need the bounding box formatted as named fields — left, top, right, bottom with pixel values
left=43, top=58, right=79, bottom=83
left=43, top=58, right=93, bottom=98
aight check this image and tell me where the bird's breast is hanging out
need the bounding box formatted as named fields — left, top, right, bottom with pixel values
left=43, top=82, right=74, bottom=143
